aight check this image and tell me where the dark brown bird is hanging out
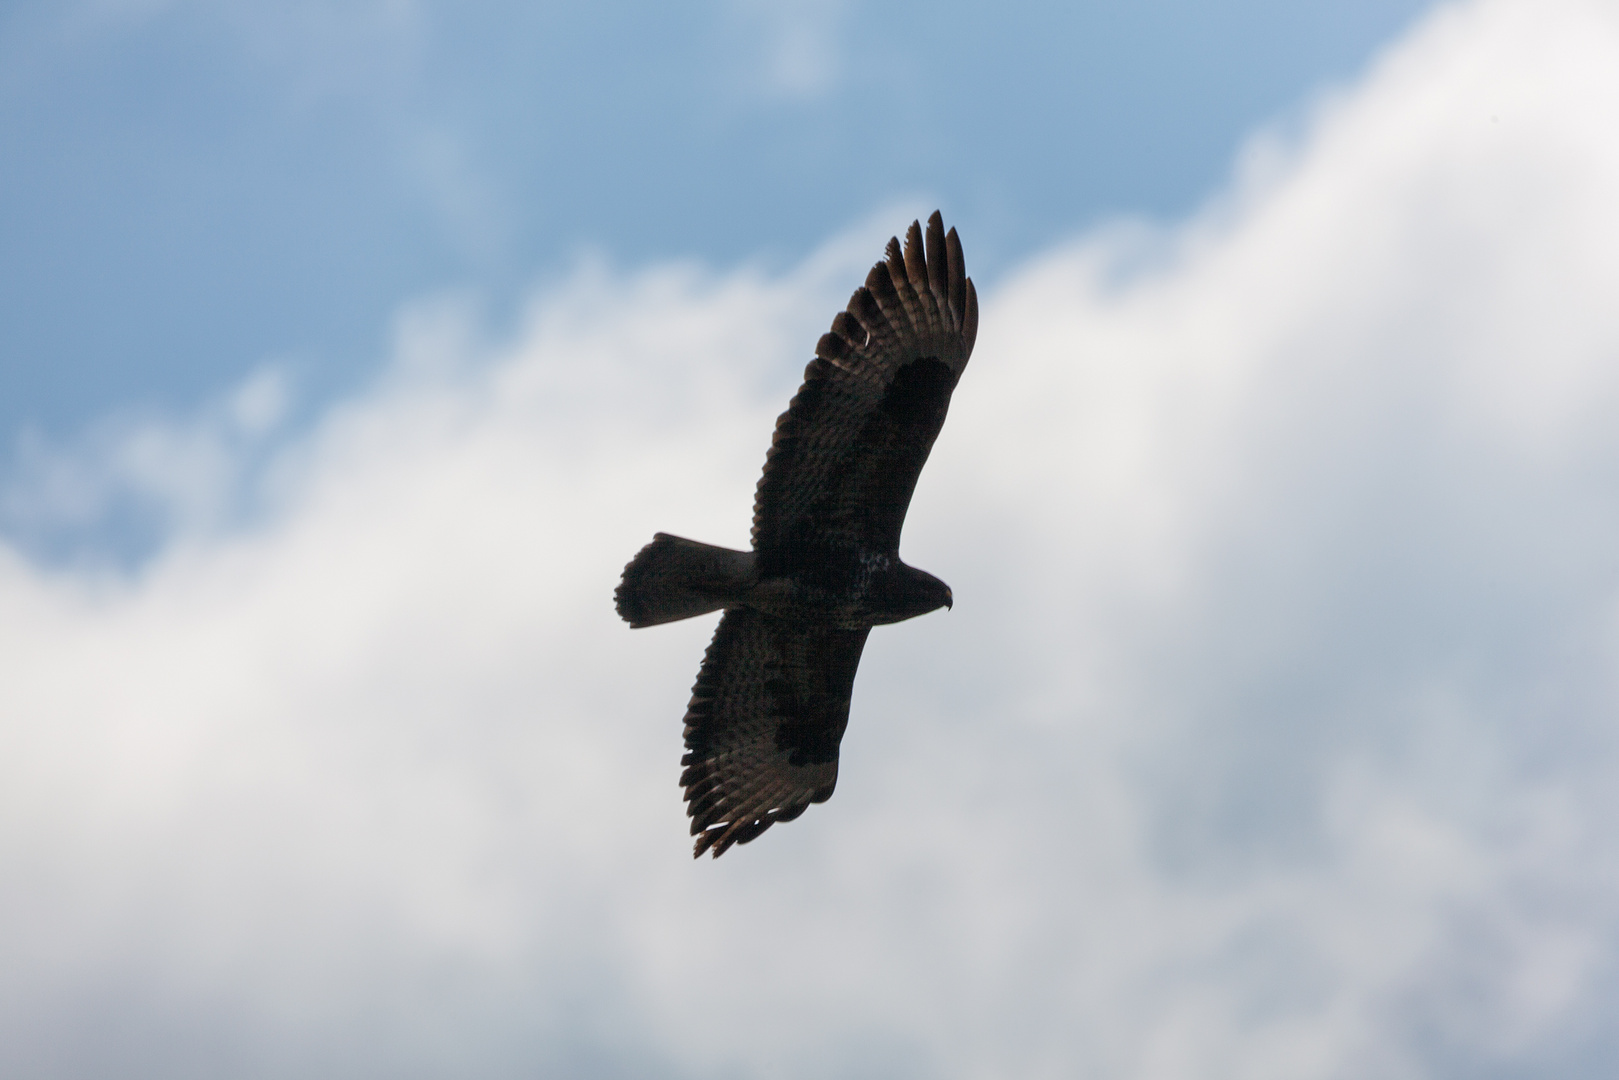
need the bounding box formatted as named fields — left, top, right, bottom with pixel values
left=615, top=212, right=978, bottom=857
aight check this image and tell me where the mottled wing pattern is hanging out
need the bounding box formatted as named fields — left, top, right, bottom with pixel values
left=681, top=608, right=871, bottom=858
left=751, top=212, right=979, bottom=570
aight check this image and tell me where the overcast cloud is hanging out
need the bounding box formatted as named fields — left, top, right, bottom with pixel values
left=4, top=1, right=1619, bottom=1077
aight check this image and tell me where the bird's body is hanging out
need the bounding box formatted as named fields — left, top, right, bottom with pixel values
left=616, top=212, right=977, bottom=857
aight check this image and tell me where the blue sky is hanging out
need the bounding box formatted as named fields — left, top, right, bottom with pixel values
left=2, top=0, right=1431, bottom=443
left=6, top=2, right=1619, bottom=1078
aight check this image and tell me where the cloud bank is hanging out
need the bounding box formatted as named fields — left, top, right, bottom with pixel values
left=4, top=1, right=1619, bottom=1076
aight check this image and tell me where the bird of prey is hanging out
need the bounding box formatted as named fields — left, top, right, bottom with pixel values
left=615, top=211, right=978, bottom=858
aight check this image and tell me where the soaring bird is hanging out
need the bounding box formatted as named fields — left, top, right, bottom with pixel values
left=615, top=212, right=978, bottom=857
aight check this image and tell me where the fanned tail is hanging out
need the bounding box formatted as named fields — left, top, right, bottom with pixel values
left=614, top=533, right=756, bottom=628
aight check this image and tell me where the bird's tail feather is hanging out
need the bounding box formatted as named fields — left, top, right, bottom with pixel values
left=615, top=533, right=756, bottom=628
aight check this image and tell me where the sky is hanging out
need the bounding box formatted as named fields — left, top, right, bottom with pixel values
left=4, top=0, right=1619, bottom=1078
left=0, top=0, right=1435, bottom=444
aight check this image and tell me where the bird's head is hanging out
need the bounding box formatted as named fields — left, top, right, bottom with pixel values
left=874, top=562, right=953, bottom=624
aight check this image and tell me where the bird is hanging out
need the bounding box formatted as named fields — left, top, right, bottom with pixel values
left=615, top=211, right=978, bottom=858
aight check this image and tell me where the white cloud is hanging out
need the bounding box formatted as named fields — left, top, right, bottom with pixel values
left=1, top=366, right=293, bottom=561
left=4, top=0, right=1619, bottom=1076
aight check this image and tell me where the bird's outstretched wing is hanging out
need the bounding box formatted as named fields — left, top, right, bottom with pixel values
left=751, top=211, right=978, bottom=571
left=680, top=608, right=871, bottom=858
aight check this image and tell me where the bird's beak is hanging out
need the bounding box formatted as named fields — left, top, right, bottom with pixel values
left=944, top=588, right=953, bottom=611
